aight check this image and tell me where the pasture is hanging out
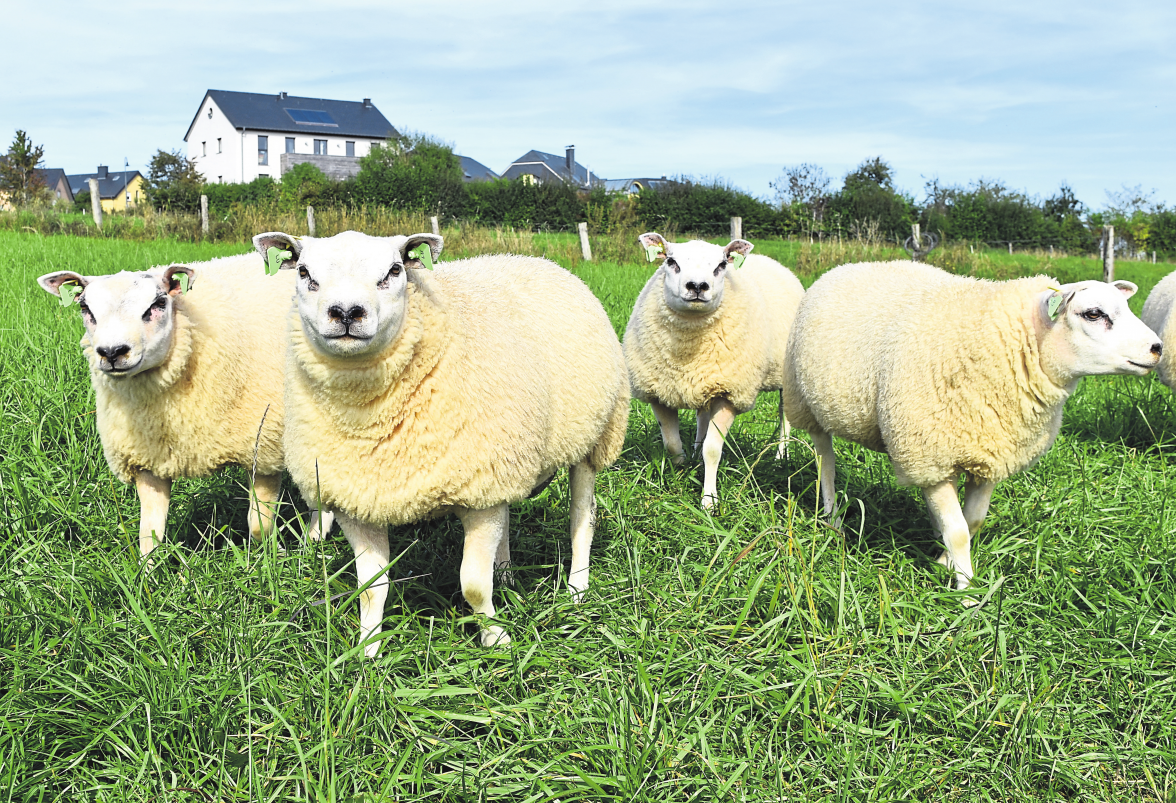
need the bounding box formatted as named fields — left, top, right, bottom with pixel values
left=2, top=228, right=1176, bottom=801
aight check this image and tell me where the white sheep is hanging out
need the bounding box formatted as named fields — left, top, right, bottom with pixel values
left=782, top=260, right=1162, bottom=593
left=1141, top=270, right=1176, bottom=389
left=623, top=232, right=805, bottom=509
left=38, top=255, right=334, bottom=556
left=254, top=230, right=630, bottom=656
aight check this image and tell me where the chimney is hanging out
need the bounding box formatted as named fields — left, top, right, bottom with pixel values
left=97, top=165, right=108, bottom=179
left=362, top=98, right=372, bottom=108
left=279, top=91, right=287, bottom=100
left=565, top=145, right=574, bottom=177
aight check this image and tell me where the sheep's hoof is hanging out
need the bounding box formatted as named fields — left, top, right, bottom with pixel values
left=670, top=452, right=687, bottom=467
left=363, top=642, right=381, bottom=659
left=481, top=625, right=510, bottom=648
left=961, top=595, right=980, bottom=608
left=775, top=444, right=788, bottom=461
left=936, top=550, right=950, bottom=568
left=701, top=493, right=717, bottom=512
left=568, top=579, right=589, bottom=603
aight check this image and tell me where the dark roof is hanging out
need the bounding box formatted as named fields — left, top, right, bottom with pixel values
left=501, top=149, right=598, bottom=185
left=458, top=155, right=499, bottom=182
left=185, top=90, right=399, bottom=141
left=67, top=169, right=142, bottom=199
left=35, top=168, right=73, bottom=201
left=603, top=177, right=675, bottom=193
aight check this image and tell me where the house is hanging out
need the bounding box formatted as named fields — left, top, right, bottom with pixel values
left=501, top=146, right=599, bottom=187
left=458, top=155, right=499, bottom=182
left=36, top=168, right=73, bottom=204
left=67, top=166, right=145, bottom=212
left=603, top=176, right=674, bottom=195
left=184, top=90, right=399, bottom=184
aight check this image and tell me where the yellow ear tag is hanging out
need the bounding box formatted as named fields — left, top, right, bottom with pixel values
left=1047, top=293, right=1063, bottom=320
left=729, top=252, right=746, bottom=269
left=644, top=244, right=663, bottom=263
left=266, top=247, right=292, bottom=276
left=407, top=244, right=434, bottom=270
left=59, top=282, right=82, bottom=307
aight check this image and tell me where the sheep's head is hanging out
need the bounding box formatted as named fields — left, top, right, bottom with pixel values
left=639, top=232, right=752, bottom=316
left=37, top=266, right=195, bottom=377
left=254, top=230, right=443, bottom=359
left=1036, top=279, right=1162, bottom=382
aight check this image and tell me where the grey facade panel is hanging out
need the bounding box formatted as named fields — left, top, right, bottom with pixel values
left=280, top=152, right=362, bottom=181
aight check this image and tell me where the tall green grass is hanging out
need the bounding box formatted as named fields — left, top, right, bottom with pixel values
left=2, top=229, right=1176, bottom=801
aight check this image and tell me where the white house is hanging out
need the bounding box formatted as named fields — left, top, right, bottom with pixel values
left=184, top=90, right=399, bottom=184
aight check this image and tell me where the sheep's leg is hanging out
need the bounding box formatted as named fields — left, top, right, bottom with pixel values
left=694, top=406, right=712, bottom=455
left=456, top=503, right=510, bottom=647
left=336, top=511, right=390, bottom=659
left=650, top=400, right=686, bottom=465
left=136, top=470, right=171, bottom=559
left=924, top=480, right=974, bottom=595
left=701, top=399, right=737, bottom=511
left=962, top=476, right=996, bottom=537
left=810, top=429, right=838, bottom=521
left=247, top=472, right=283, bottom=541
left=568, top=460, right=597, bottom=602
left=776, top=393, right=791, bottom=460
left=496, top=513, right=514, bottom=588
left=304, top=507, right=335, bottom=543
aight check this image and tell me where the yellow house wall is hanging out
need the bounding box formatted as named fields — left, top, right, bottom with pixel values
left=99, top=175, right=145, bottom=213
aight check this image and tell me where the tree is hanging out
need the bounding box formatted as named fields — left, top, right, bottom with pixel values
left=352, top=133, right=466, bottom=214
left=0, top=130, right=48, bottom=207
left=771, top=163, right=830, bottom=239
left=142, top=149, right=204, bottom=212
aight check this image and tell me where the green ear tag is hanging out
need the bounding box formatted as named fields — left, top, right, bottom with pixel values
left=59, top=282, right=82, bottom=307
left=266, top=246, right=292, bottom=276
left=174, top=273, right=189, bottom=295
left=729, top=252, right=746, bottom=269
left=644, top=244, right=663, bottom=263
left=1047, top=293, right=1063, bottom=320
left=408, top=244, right=434, bottom=270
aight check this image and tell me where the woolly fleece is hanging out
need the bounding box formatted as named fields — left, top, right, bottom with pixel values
left=86, top=254, right=296, bottom=483
left=282, top=254, right=630, bottom=525
left=781, top=260, right=1071, bottom=487
left=624, top=252, right=805, bottom=414
left=1142, top=269, right=1176, bottom=388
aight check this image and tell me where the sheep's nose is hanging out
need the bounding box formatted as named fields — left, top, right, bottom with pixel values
left=1152, top=341, right=1163, bottom=357
left=96, top=344, right=130, bottom=361
left=685, top=281, right=709, bottom=294
left=328, top=305, right=367, bottom=324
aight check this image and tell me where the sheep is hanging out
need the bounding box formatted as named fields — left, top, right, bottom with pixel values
left=623, top=232, right=805, bottom=509
left=1141, top=270, right=1176, bottom=389
left=254, top=229, right=630, bottom=656
left=781, top=260, right=1163, bottom=594
left=37, top=255, right=334, bottom=557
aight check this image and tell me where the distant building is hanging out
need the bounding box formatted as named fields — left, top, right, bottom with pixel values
left=36, top=168, right=73, bottom=204
left=501, top=146, right=599, bottom=187
left=603, top=176, right=675, bottom=195
left=458, top=155, right=499, bottom=182
left=183, top=90, right=399, bottom=183
left=67, top=166, right=145, bottom=212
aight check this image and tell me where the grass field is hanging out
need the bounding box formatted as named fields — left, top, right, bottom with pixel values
left=3, top=229, right=1176, bottom=801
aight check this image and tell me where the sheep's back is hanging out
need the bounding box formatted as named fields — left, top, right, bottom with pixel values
left=1142, top=270, right=1176, bottom=389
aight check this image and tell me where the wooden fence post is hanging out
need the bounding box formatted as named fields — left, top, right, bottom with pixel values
left=307, top=206, right=316, bottom=237
left=1049, top=245, right=1054, bottom=257
left=88, top=178, right=102, bottom=230
left=430, top=216, right=440, bottom=236
left=200, top=194, right=209, bottom=236
left=578, top=222, right=592, bottom=261
left=1008, top=242, right=1012, bottom=255
left=1153, top=251, right=1157, bottom=264
left=730, top=217, right=742, bottom=240
left=1103, top=225, right=1114, bottom=282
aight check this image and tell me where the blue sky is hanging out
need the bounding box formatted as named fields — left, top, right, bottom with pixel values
left=5, top=0, right=1173, bottom=209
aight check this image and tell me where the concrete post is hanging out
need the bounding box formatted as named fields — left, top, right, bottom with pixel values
left=1008, top=242, right=1012, bottom=255
left=578, top=222, right=592, bottom=261
left=1103, top=225, right=1114, bottom=283
left=1049, top=244, right=1054, bottom=258
left=200, top=195, right=209, bottom=236
left=430, top=216, right=440, bottom=236
left=730, top=217, right=742, bottom=240
left=307, top=206, right=316, bottom=237
left=88, top=178, right=102, bottom=229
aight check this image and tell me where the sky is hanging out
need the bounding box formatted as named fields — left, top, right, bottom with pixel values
left=5, top=0, right=1174, bottom=209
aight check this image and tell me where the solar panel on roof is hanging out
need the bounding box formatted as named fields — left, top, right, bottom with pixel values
left=285, top=109, right=338, bottom=126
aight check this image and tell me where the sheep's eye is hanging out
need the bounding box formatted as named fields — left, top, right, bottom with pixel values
left=666, top=259, right=680, bottom=274
left=378, top=265, right=402, bottom=290
left=143, top=297, right=166, bottom=321
left=298, top=267, right=309, bottom=279
left=79, top=302, right=93, bottom=320
left=1081, top=308, right=1105, bottom=322
left=298, top=266, right=319, bottom=291
left=715, top=262, right=727, bottom=275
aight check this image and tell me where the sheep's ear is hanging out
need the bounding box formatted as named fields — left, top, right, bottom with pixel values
left=1044, top=288, right=1076, bottom=321
left=1112, top=280, right=1138, bottom=299
left=252, top=232, right=302, bottom=271
left=723, top=239, right=753, bottom=259
left=402, top=234, right=443, bottom=269
left=638, top=232, right=670, bottom=262
left=161, top=265, right=195, bottom=296
left=38, top=271, right=89, bottom=301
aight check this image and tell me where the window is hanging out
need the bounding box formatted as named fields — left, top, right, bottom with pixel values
left=258, top=135, right=269, bottom=166
left=285, top=109, right=338, bottom=126
left=217, top=176, right=222, bottom=183
left=216, top=138, right=222, bottom=154
left=201, top=141, right=206, bottom=157
left=259, top=173, right=269, bottom=179
left=346, top=141, right=355, bottom=157
left=286, top=137, right=295, bottom=153
left=314, top=139, right=327, bottom=155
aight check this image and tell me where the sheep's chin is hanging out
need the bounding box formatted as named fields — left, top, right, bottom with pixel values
left=666, top=295, right=720, bottom=316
